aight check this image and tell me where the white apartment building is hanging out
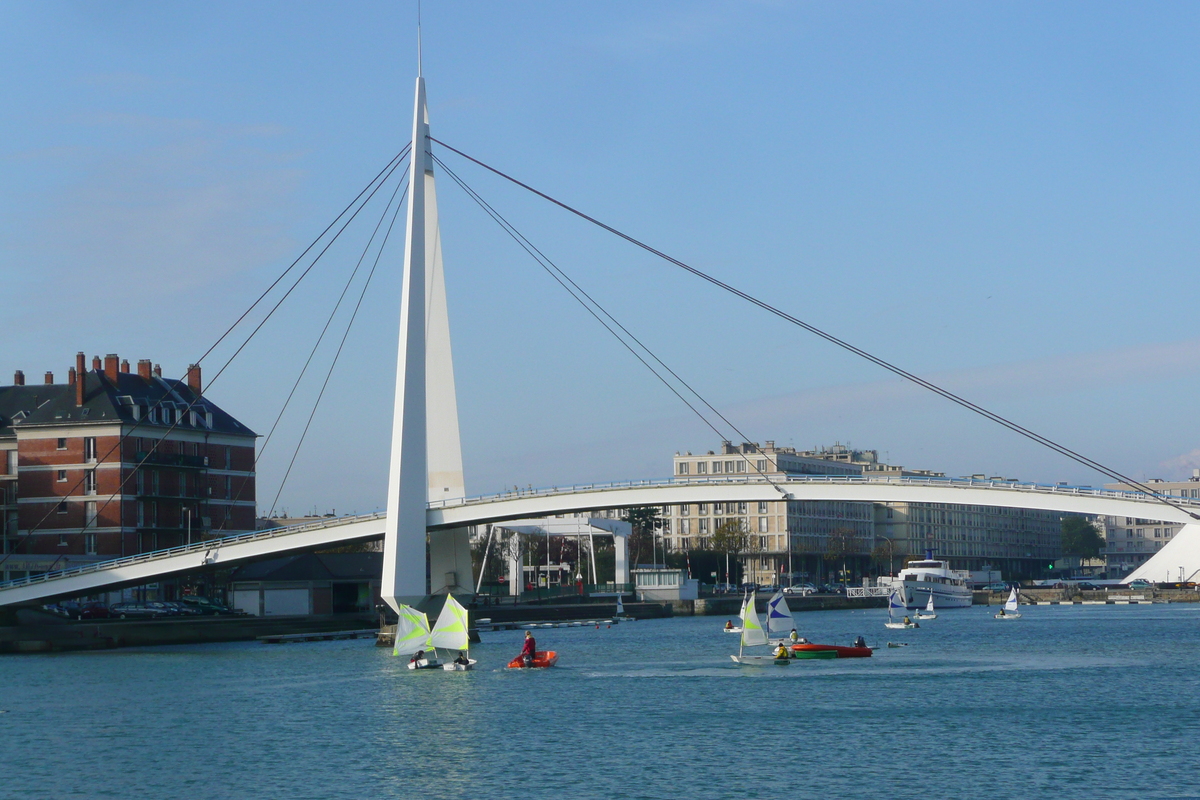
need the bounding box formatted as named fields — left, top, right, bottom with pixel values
left=1101, top=472, right=1200, bottom=579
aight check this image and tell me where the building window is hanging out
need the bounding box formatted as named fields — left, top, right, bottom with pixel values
left=137, top=502, right=145, bottom=527
left=699, top=503, right=708, bottom=514
left=712, top=461, right=722, bottom=474
left=699, top=518, right=709, bottom=534
left=84, top=470, right=97, bottom=495
left=886, top=507, right=894, bottom=519
left=84, top=437, right=97, bottom=462
left=56, top=438, right=67, bottom=450
left=151, top=471, right=160, bottom=494
left=225, top=446, right=232, bottom=469
left=724, top=461, right=735, bottom=473
left=225, top=475, right=233, bottom=499
left=757, top=459, right=767, bottom=471
left=678, top=462, right=690, bottom=476
left=57, top=501, right=68, bottom=514
left=758, top=501, right=768, bottom=514
left=57, top=469, right=67, bottom=482
left=737, top=461, right=746, bottom=473
left=680, top=519, right=691, bottom=535
left=58, top=534, right=68, bottom=547
left=758, top=517, right=768, bottom=533
left=714, top=502, right=724, bottom=514
left=679, top=504, right=690, bottom=516
left=84, top=501, right=97, bottom=527
left=697, top=462, right=707, bottom=474
left=85, top=533, right=97, bottom=555
left=738, top=502, right=747, bottom=514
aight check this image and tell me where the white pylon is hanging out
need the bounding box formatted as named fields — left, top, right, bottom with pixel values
left=382, top=76, right=465, bottom=612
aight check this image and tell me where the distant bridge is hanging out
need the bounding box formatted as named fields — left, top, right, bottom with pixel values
left=3, top=474, right=1196, bottom=606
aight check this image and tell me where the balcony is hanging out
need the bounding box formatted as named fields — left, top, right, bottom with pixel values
left=134, top=452, right=209, bottom=469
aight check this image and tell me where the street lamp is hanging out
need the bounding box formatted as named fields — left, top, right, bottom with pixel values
left=879, top=536, right=894, bottom=578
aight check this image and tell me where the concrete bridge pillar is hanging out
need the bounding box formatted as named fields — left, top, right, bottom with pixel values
left=428, top=527, right=474, bottom=598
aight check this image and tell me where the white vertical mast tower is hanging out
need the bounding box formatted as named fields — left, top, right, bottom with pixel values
left=381, top=65, right=469, bottom=613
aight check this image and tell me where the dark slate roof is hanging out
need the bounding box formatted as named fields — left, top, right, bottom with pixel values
left=230, top=553, right=383, bottom=582
left=0, top=370, right=255, bottom=438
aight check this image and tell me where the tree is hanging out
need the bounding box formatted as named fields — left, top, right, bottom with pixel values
left=1061, top=516, right=1104, bottom=559
left=622, top=506, right=662, bottom=568
left=711, top=518, right=749, bottom=585
left=824, top=527, right=863, bottom=586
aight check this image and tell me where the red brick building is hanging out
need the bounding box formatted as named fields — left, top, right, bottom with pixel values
left=0, top=352, right=257, bottom=581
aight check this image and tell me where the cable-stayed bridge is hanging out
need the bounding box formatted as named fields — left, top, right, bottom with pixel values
left=3, top=71, right=1198, bottom=609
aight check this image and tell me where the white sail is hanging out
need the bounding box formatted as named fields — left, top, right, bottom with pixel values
left=925, top=592, right=935, bottom=613
left=392, top=603, right=431, bottom=656
left=427, top=593, right=470, bottom=651
left=888, top=588, right=905, bottom=620
left=617, top=595, right=625, bottom=615
left=1004, top=587, right=1019, bottom=613
left=766, top=591, right=794, bottom=637
left=741, top=591, right=768, bottom=647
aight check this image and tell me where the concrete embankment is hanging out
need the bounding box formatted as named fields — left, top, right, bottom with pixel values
left=0, top=610, right=375, bottom=654
left=671, top=594, right=888, bottom=617
left=979, top=588, right=1200, bottom=605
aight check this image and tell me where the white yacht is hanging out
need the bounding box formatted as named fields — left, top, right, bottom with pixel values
left=885, top=557, right=973, bottom=609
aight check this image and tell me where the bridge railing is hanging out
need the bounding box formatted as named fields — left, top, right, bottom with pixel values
left=0, top=511, right=386, bottom=591
left=429, top=474, right=1200, bottom=510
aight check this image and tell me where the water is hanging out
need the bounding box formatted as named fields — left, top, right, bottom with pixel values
left=4, top=604, right=1199, bottom=800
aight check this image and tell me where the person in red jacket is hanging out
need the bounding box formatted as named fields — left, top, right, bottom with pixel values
left=520, top=631, right=536, bottom=667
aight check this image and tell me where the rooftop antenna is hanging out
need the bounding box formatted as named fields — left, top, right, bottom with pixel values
left=417, top=0, right=423, bottom=76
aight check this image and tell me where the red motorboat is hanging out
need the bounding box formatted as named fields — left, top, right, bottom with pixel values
left=791, top=643, right=872, bottom=658
left=507, top=650, right=559, bottom=669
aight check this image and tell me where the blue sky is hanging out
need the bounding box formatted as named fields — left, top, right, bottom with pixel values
left=4, top=2, right=1200, bottom=515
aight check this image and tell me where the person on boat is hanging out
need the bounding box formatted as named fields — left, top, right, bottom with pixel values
left=903, top=615, right=912, bottom=626
left=997, top=608, right=1005, bottom=617
left=853, top=635, right=867, bottom=649
left=454, top=651, right=470, bottom=666
left=724, top=620, right=734, bottom=630
left=775, top=643, right=790, bottom=659
left=789, top=628, right=799, bottom=642
left=520, top=631, right=537, bottom=667
left=409, top=649, right=425, bottom=665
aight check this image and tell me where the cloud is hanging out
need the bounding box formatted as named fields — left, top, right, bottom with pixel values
left=1159, top=449, right=1200, bottom=480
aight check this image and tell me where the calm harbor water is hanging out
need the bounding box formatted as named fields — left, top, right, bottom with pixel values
left=4, top=604, right=1199, bottom=800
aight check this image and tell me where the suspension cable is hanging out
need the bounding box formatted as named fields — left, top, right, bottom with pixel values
left=432, top=153, right=786, bottom=495
left=431, top=137, right=1198, bottom=521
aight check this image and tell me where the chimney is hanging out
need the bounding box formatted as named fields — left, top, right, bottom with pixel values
left=137, top=359, right=152, bottom=380
left=120, top=359, right=130, bottom=374
left=153, top=364, right=162, bottom=378
left=13, top=370, right=24, bottom=386
left=104, top=354, right=119, bottom=384
left=92, top=355, right=101, bottom=371
left=44, top=371, right=54, bottom=385
left=68, top=367, right=77, bottom=385
left=186, top=364, right=202, bottom=394
left=75, top=352, right=86, bottom=406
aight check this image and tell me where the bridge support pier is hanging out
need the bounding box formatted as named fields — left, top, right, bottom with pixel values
left=428, top=527, right=475, bottom=599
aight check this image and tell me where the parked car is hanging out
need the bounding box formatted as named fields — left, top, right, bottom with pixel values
left=110, top=601, right=167, bottom=619
left=1127, top=579, right=1153, bottom=590
left=76, top=601, right=111, bottom=620
left=1076, top=582, right=1099, bottom=591
left=784, top=583, right=816, bottom=596
left=983, top=582, right=1010, bottom=592
left=161, top=601, right=202, bottom=616
left=179, top=596, right=243, bottom=615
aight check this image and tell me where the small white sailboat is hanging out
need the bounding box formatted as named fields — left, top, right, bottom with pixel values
left=393, top=603, right=440, bottom=669
left=766, top=590, right=797, bottom=643
left=885, top=588, right=919, bottom=629
left=614, top=595, right=634, bottom=623
left=994, top=586, right=1022, bottom=620
left=730, top=591, right=774, bottom=664
left=723, top=590, right=748, bottom=633
left=429, top=594, right=476, bottom=670
left=916, top=590, right=937, bottom=620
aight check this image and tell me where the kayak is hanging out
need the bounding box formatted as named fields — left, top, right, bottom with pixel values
left=791, top=643, right=873, bottom=659
left=507, top=650, right=558, bottom=669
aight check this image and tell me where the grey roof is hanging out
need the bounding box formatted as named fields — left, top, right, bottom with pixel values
left=0, top=370, right=256, bottom=438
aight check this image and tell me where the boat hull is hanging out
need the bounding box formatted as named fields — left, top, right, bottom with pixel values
left=507, top=650, right=558, bottom=669
left=406, top=657, right=443, bottom=670
left=994, top=613, right=1022, bottom=619
left=443, top=659, right=477, bottom=671
left=895, top=582, right=972, bottom=609
left=791, top=643, right=872, bottom=658
left=885, top=622, right=918, bottom=629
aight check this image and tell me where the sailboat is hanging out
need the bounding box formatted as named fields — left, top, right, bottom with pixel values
left=916, top=590, right=937, bottom=620
left=430, top=594, right=476, bottom=670
left=614, top=594, right=634, bottom=623
left=730, top=591, right=775, bottom=664
left=392, top=603, right=439, bottom=669
left=994, top=586, right=1022, bottom=620
left=885, top=588, right=919, bottom=629
left=766, top=590, right=796, bottom=642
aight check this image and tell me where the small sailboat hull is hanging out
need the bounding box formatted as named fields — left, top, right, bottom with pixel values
left=916, top=612, right=937, bottom=620
left=885, top=621, right=918, bottom=629
left=406, top=657, right=442, bottom=670
left=723, top=627, right=743, bottom=634
left=443, top=659, right=477, bottom=671
left=507, top=650, right=558, bottom=669
left=994, top=612, right=1022, bottom=619
left=730, top=654, right=771, bottom=665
